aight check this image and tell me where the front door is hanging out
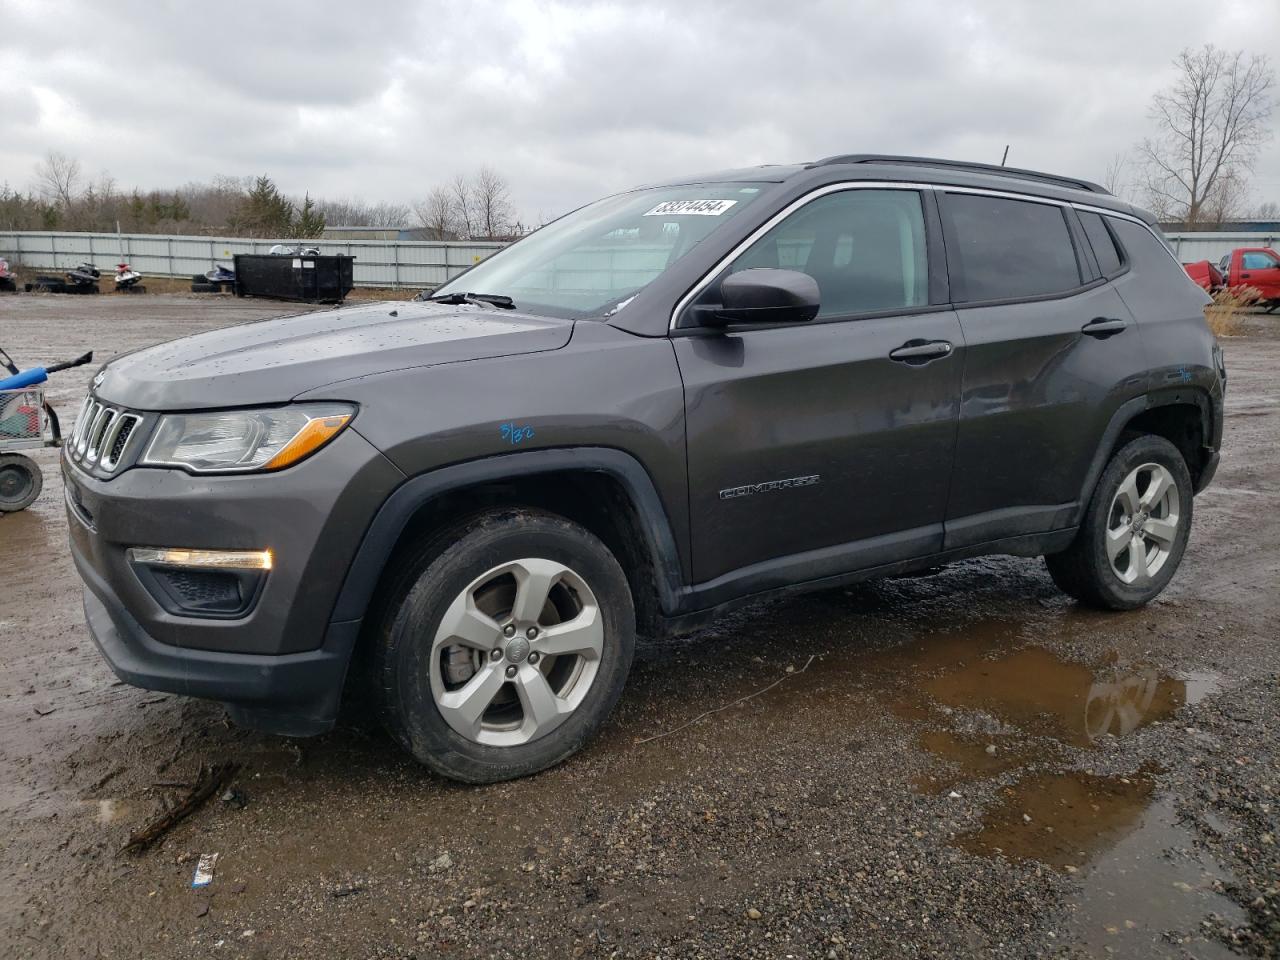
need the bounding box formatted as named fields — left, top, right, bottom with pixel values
left=673, top=187, right=962, bottom=591
left=1239, top=249, right=1280, bottom=300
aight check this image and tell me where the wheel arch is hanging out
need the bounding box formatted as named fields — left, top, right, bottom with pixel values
left=1075, top=388, right=1217, bottom=522
left=330, top=447, right=685, bottom=639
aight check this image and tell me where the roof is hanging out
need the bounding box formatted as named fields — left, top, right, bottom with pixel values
left=627, top=155, right=1144, bottom=222
left=810, top=154, right=1110, bottom=195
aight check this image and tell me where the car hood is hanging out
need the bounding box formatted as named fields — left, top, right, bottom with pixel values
left=94, top=301, right=575, bottom=410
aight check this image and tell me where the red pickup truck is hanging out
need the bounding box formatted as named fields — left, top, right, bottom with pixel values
left=1184, top=259, right=1225, bottom=294
left=1201, top=247, right=1280, bottom=311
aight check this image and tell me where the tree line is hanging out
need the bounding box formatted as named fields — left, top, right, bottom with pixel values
left=0, top=155, right=528, bottom=241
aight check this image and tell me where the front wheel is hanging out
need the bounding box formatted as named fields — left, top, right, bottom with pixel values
left=1045, top=435, right=1193, bottom=610
left=373, top=509, right=635, bottom=783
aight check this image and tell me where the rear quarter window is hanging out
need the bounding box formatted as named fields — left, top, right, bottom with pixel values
left=1078, top=211, right=1124, bottom=276
left=940, top=194, right=1082, bottom=303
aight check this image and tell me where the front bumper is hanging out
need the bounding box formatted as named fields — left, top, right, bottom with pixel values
left=78, top=566, right=358, bottom=735
left=65, top=427, right=403, bottom=733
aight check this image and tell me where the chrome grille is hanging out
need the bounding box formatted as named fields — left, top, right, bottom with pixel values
left=66, top=395, right=143, bottom=475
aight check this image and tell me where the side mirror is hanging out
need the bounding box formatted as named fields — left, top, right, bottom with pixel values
left=712, top=268, right=820, bottom=325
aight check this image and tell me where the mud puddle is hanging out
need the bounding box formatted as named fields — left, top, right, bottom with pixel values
left=824, top=620, right=1240, bottom=953
left=1069, top=795, right=1248, bottom=959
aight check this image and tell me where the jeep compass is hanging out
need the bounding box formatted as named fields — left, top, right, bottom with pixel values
left=65, top=155, right=1224, bottom=782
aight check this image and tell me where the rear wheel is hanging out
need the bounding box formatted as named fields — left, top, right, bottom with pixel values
left=373, top=509, right=635, bottom=783
left=0, top=454, right=42, bottom=512
left=1045, top=435, right=1192, bottom=610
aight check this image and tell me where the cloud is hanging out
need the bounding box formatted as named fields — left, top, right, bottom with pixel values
left=1, top=0, right=1277, bottom=220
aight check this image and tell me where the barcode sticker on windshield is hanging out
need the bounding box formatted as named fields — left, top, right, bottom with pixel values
left=643, top=199, right=738, bottom=217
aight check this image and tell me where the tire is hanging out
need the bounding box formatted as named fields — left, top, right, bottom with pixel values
left=0, top=454, right=42, bottom=512
left=1045, top=435, right=1193, bottom=610
left=373, top=508, right=636, bottom=783
left=190, top=282, right=217, bottom=293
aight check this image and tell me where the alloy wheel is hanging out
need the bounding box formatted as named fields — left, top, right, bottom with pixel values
left=1106, top=462, right=1180, bottom=586
left=428, top=558, right=604, bottom=747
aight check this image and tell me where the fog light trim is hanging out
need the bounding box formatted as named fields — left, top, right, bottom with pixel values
left=128, top=547, right=273, bottom=571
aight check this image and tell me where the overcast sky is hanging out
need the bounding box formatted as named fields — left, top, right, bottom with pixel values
left=2, top=0, right=1277, bottom=223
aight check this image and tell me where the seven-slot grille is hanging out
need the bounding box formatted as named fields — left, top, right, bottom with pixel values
left=67, top=396, right=143, bottom=473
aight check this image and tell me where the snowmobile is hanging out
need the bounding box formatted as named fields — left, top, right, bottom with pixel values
left=64, top=261, right=101, bottom=293
left=114, top=261, right=144, bottom=292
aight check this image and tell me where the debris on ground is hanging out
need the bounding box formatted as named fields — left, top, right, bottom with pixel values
left=120, top=762, right=240, bottom=855
left=192, top=853, right=218, bottom=888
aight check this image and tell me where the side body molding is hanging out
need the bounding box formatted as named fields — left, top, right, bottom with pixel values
left=329, top=446, right=686, bottom=625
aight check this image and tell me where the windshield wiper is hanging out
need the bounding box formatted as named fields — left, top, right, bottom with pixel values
left=428, top=291, right=516, bottom=309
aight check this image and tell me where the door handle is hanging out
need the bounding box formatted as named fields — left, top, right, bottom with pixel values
left=1081, top=317, right=1127, bottom=339
left=889, top=339, right=953, bottom=364
left=1241, top=272, right=1252, bottom=279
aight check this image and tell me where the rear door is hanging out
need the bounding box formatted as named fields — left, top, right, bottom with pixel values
left=673, top=186, right=962, bottom=590
left=938, top=192, right=1148, bottom=549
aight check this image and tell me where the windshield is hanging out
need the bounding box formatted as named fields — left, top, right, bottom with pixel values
left=434, top=183, right=768, bottom=318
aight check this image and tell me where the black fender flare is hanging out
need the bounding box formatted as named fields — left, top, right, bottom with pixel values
left=1073, top=387, right=1216, bottom=523
left=329, top=446, right=685, bottom=625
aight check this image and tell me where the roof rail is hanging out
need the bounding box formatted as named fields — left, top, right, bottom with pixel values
left=810, top=154, right=1110, bottom=195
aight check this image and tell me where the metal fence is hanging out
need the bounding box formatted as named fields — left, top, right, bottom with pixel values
left=0, top=230, right=507, bottom=289
left=1163, top=231, right=1278, bottom=264
left=1, top=228, right=1276, bottom=291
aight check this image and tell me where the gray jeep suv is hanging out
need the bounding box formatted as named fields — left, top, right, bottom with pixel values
left=64, top=155, right=1224, bottom=782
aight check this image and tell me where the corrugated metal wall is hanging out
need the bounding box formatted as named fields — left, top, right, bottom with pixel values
left=2, top=229, right=1276, bottom=288
left=1163, top=232, right=1279, bottom=263
left=0, top=231, right=506, bottom=289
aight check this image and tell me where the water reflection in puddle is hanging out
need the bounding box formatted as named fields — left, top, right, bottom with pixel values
left=1073, top=796, right=1246, bottom=960
left=871, top=627, right=1236, bottom=953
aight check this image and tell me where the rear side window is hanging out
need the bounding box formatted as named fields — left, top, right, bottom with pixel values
left=940, top=194, right=1082, bottom=303
left=729, top=189, right=928, bottom=318
left=1078, top=211, right=1124, bottom=276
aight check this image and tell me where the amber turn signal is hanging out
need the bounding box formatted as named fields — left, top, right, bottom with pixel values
left=262, top=414, right=352, bottom=471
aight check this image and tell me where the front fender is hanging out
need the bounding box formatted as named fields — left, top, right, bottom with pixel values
left=329, top=446, right=686, bottom=625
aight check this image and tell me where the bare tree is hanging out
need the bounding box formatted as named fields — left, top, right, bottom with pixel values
left=1199, top=169, right=1248, bottom=227
left=1102, top=153, right=1128, bottom=197
left=1138, top=45, right=1275, bottom=226
left=1256, top=199, right=1280, bottom=219
left=312, top=197, right=410, bottom=228
left=34, top=150, right=83, bottom=208
left=450, top=173, right=474, bottom=239
left=472, top=166, right=513, bottom=239
left=413, top=186, right=457, bottom=239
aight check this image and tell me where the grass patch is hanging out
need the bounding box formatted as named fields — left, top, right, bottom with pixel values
left=1205, top=287, right=1261, bottom=337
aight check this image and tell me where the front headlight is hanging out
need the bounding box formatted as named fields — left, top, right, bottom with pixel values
left=141, top=403, right=354, bottom=473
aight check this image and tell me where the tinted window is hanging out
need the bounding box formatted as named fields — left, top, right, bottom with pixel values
left=941, top=194, right=1081, bottom=302
left=729, top=189, right=927, bottom=318
left=1078, top=211, right=1123, bottom=276
left=1242, top=251, right=1280, bottom=270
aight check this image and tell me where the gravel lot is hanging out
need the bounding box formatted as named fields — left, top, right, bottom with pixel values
left=1, top=293, right=1277, bottom=960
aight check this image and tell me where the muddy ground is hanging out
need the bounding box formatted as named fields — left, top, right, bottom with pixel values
left=1, top=293, right=1277, bottom=960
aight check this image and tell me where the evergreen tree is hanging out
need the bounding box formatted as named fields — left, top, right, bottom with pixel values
left=295, top=193, right=325, bottom=238
left=168, top=192, right=191, bottom=223
left=231, top=175, right=295, bottom=237
left=128, top=191, right=146, bottom=231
